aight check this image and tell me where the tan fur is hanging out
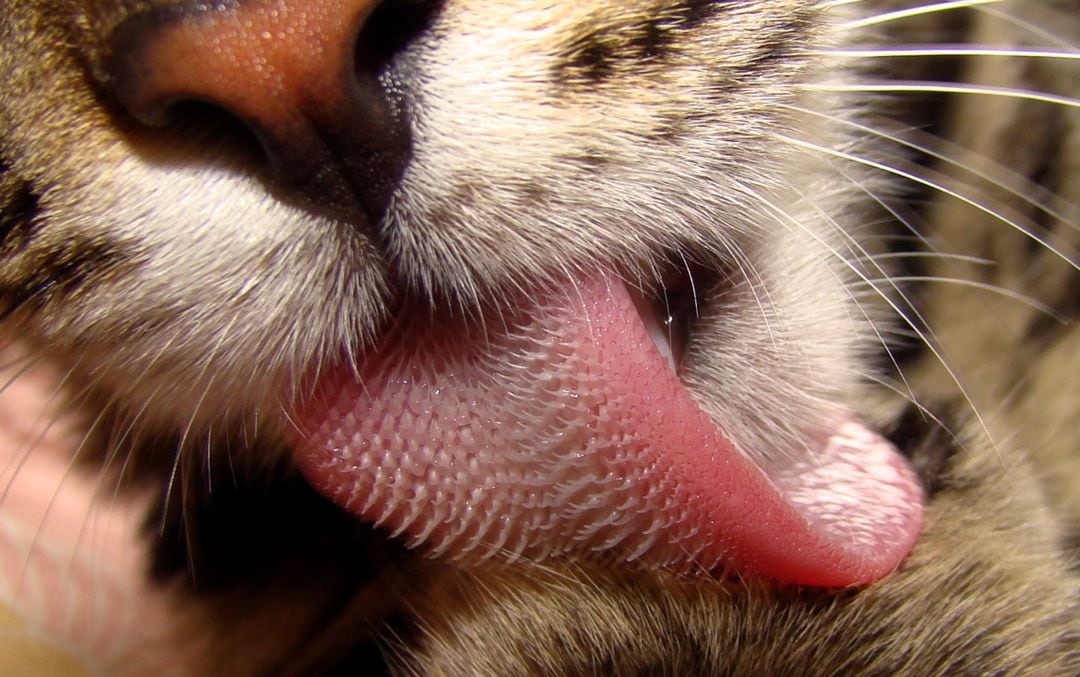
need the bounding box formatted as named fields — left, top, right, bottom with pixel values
left=0, top=0, right=1076, bottom=673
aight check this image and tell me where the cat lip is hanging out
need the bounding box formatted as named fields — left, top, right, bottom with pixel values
left=290, top=271, right=924, bottom=587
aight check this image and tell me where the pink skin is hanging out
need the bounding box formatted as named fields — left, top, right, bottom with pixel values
left=0, top=356, right=180, bottom=674
left=295, top=274, right=924, bottom=586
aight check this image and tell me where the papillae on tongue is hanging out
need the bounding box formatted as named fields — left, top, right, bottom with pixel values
left=294, top=274, right=923, bottom=587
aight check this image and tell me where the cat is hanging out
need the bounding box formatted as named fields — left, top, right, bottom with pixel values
left=0, top=0, right=1076, bottom=673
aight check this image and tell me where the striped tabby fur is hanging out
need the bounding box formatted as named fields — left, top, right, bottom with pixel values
left=0, top=0, right=1076, bottom=673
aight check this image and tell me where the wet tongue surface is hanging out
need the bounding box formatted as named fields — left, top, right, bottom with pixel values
left=294, top=274, right=923, bottom=587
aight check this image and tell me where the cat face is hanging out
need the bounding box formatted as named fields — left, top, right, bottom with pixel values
left=2, top=0, right=1078, bottom=673
left=0, top=0, right=929, bottom=584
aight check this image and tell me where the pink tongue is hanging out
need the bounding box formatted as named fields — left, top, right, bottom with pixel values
left=294, top=275, right=923, bottom=587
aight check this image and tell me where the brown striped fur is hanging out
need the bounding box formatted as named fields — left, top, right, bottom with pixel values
left=1, top=0, right=1076, bottom=673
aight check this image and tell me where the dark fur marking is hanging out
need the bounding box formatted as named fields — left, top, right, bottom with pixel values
left=0, top=169, right=128, bottom=308
left=656, top=116, right=687, bottom=142
left=712, top=15, right=815, bottom=102
left=0, top=234, right=129, bottom=310
left=0, top=179, right=40, bottom=252
left=516, top=181, right=552, bottom=207
left=732, top=16, right=808, bottom=80
left=0, top=177, right=80, bottom=315
left=562, top=148, right=612, bottom=169
left=555, top=0, right=729, bottom=87
left=884, top=402, right=960, bottom=498
left=652, top=110, right=715, bottom=142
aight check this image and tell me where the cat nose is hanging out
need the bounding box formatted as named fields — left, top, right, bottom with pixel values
left=102, top=0, right=417, bottom=224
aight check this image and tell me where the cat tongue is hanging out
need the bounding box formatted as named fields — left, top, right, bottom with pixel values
left=293, top=274, right=923, bottom=587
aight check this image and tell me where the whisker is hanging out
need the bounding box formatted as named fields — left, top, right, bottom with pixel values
left=859, top=371, right=968, bottom=445
left=746, top=189, right=924, bottom=418
left=977, top=5, right=1079, bottom=51
left=774, top=134, right=1079, bottom=269
left=860, top=252, right=993, bottom=265
left=0, top=350, right=41, bottom=384
left=0, top=353, right=44, bottom=404
left=677, top=250, right=700, bottom=320
left=822, top=0, right=872, bottom=8
left=842, top=0, right=1003, bottom=30
left=837, top=167, right=939, bottom=253
left=50, top=389, right=130, bottom=605
left=800, top=81, right=1080, bottom=108
left=98, top=388, right=162, bottom=566
left=4, top=363, right=91, bottom=597
left=779, top=103, right=1077, bottom=232
left=160, top=313, right=240, bottom=585
left=0, top=358, right=77, bottom=510
left=819, top=46, right=1080, bottom=60
left=858, top=275, right=1064, bottom=319
left=748, top=186, right=998, bottom=454
left=799, top=193, right=932, bottom=393
left=730, top=243, right=785, bottom=357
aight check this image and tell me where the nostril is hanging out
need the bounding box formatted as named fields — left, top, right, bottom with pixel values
left=147, top=99, right=269, bottom=172
left=356, top=0, right=444, bottom=72
left=96, top=0, right=439, bottom=226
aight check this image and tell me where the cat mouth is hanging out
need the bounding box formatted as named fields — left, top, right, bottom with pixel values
left=625, top=259, right=715, bottom=376
left=291, top=269, right=924, bottom=587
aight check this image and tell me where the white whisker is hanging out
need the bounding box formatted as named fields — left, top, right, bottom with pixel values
left=0, top=360, right=77, bottom=510
left=160, top=313, right=240, bottom=559
left=860, top=371, right=968, bottom=444
left=822, top=0, right=872, bottom=8
left=977, top=5, right=1079, bottom=51
left=862, top=251, right=993, bottom=265
left=801, top=81, right=1080, bottom=108
left=752, top=182, right=1000, bottom=454
left=819, top=46, right=1080, bottom=60
left=3, top=364, right=87, bottom=596
left=779, top=103, right=1077, bottom=232
left=859, top=276, right=1064, bottom=319
left=775, top=134, right=1079, bottom=269
left=838, top=167, right=938, bottom=251
left=843, top=0, right=1003, bottom=30
left=748, top=189, right=926, bottom=421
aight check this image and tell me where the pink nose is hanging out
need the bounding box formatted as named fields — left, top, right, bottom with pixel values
left=103, top=0, right=418, bottom=222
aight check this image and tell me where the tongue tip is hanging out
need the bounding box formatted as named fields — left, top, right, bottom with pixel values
left=814, top=420, right=926, bottom=586
left=781, top=502, right=924, bottom=589
left=724, top=507, right=924, bottom=589
left=727, top=420, right=926, bottom=588
left=783, top=502, right=924, bottom=589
